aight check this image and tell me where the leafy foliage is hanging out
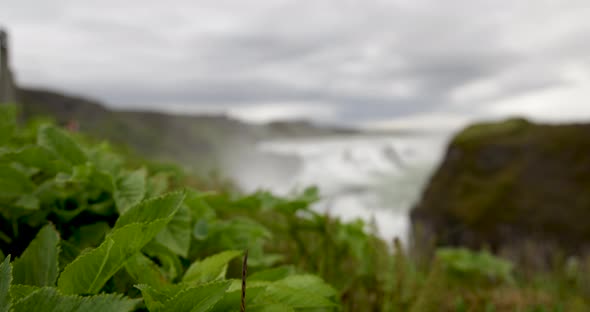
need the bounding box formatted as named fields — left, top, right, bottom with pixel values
left=1, top=104, right=588, bottom=312
left=0, top=256, right=12, bottom=312
left=12, top=224, right=60, bottom=287
left=0, top=106, right=340, bottom=311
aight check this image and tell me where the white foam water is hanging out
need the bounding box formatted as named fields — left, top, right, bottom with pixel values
left=235, top=133, right=450, bottom=242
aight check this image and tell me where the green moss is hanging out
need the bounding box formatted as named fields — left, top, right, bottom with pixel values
left=452, top=118, right=531, bottom=147
left=450, top=168, right=516, bottom=227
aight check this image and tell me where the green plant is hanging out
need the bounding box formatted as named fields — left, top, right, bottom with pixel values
left=0, top=105, right=340, bottom=311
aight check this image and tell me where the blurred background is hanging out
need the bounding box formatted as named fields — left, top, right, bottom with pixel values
left=2, top=0, right=590, bottom=243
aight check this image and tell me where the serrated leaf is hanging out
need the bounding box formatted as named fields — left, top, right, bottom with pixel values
left=68, top=222, right=111, bottom=251
left=162, top=281, right=230, bottom=312
left=37, top=124, right=87, bottom=166
left=10, top=287, right=140, bottom=312
left=0, top=165, right=34, bottom=199
left=249, top=266, right=295, bottom=282
left=125, top=252, right=169, bottom=287
left=58, top=192, right=185, bottom=294
left=12, top=224, right=61, bottom=287
left=247, top=304, right=295, bottom=312
left=142, top=241, right=184, bottom=281
left=114, top=169, right=146, bottom=214
left=210, top=284, right=266, bottom=312
left=135, top=284, right=182, bottom=312
left=155, top=204, right=191, bottom=257
left=9, top=284, right=38, bottom=303
left=115, top=192, right=185, bottom=230
left=274, top=275, right=338, bottom=298
left=261, top=284, right=338, bottom=309
left=183, top=251, right=242, bottom=285
left=1, top=145, right=64, bottom=173
left=0, top=256, right=11, bottom=312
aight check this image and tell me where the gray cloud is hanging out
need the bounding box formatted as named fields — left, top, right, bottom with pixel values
left=1, top=0, right=590, bottom=126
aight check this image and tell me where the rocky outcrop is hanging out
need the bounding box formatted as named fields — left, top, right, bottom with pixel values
left=0, top=29, right=16, bottom=103
left=411, top=118, right=590, bottom=259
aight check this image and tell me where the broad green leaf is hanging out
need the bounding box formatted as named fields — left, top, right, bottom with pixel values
left=146, top=173, right=170, bottom=197
left=184, top=190, right=216, bottom=221
left=142, top=241, right=184, bottom=281
left=183, top=250, right=242, bottom=285
left=273, top=275, right=338, bottom=298
left=0, top=256, right=11, bottom=312
left=12, top=224, right=61, bottom=287
left=135, top=284, right=179, bottom=312
left=248, top=304, right=295, bottom=312
left=155, top=204, right=191, bottom=257
left=10, top=287, right=140, bottom=312
left=114, top=169, right=146, bottom=214
left=249, top=266, right=295, bottom=282
left=115, top=191, right=185, bottom=230
left=67, top=222, right=111, bottom=250
left=14, top=194, right=40, bottom=211
left=125, top=252, right=168, bottom=287
left=58, top=192, right=185, bottom=294
left=0, top=165, right=34, bottom=199
left=261, top=284, right=338, bottom=309
left=0, top=145, right=64, bottom=173
left=210, top=284, right=266, bottom=312
left=0, top=105, right=16, bottom=145
left=37, top=124, right=87, bottom=166
left=162, top=281, right=230, bottom=312
left=9, top=284, right=38, bottom=303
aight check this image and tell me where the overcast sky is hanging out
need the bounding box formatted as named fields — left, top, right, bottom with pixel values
left=1, top=0, right=590, bottom=128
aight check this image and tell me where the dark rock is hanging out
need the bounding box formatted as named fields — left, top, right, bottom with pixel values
left=411, top=118, right=590, bottom=259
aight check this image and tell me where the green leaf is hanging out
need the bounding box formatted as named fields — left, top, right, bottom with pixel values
left=58, top=192, right=185, bottom=294
left=155, top=204, right=191, bottom=257
left=10, top=287, right=140, bottom=312
left=114, top=169, right=147, bottom=214
left=261, top=284, right=338, bottom=309
left=210, top=284, right=266, bottom=312
left=135, top=284, right=175, bottom=312
left=182, top=250, right=242, bottom=285
left=115, top=191, right=185, bottom=230
left=273, top=275, right=338, bottom=298
left=0, top=145, right=64, bottom=173
left=12, top=224, right=61, bottom=287
left=125, top=252, right=169, bottom=287
left=249, top=266, right=295, bottom=282
left=14, top=194, right=40, bottom=211
left=247, top=304, right=295, bottom=312
left=67, top=222, right=111, bottom=251
left=37, top=124, right=87, bottom=166
left=0, top=256, right=11, bottom=312
left=142, top=241, right=184, bottom=281
left=0, top=105, right=16, bottom=145
left=0, top=165, right=34, bottom=199
left=9, top=284, right=38, bottom=303
left=162, top=281, right=230, bottom=312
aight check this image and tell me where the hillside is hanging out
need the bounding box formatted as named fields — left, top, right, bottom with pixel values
left=16, top=87, right=356, bottom=174
left=411, top=118, right=590, bottom=265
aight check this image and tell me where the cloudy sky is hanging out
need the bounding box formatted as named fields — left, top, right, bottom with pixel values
left=1, top=0, right=590, bottom=128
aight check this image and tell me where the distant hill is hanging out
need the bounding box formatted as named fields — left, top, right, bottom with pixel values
left=16, top=87, right=357, bottom=174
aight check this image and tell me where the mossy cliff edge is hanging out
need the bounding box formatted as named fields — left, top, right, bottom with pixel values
left=411, top=118, right=590, bottom=259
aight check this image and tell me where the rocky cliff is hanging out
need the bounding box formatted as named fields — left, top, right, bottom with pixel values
left=0, top=30, right=15, bottom=103
left=411, top=118, right=590, bottom=260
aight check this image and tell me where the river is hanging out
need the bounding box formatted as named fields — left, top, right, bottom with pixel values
left=231, top=133, right=451, bottom=242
